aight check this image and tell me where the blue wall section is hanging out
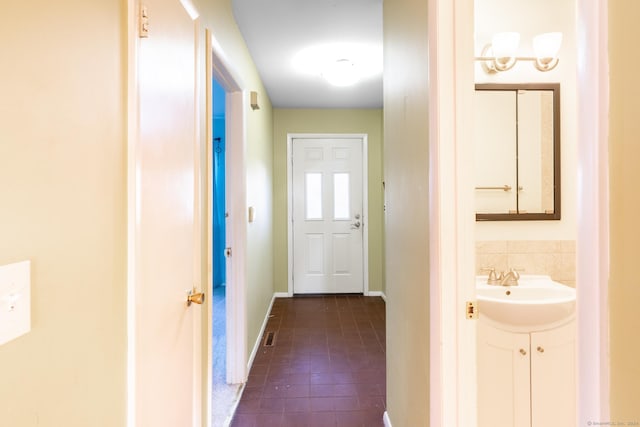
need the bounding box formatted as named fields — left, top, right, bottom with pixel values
left=213, top=80, right=226, bottom=288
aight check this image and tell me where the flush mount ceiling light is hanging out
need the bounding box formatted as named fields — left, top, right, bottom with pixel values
left=476, top=32, right=562, bottom=73
left=292, top=43, right=382, bottom=87
left=322, top=59, right=359, bottom=87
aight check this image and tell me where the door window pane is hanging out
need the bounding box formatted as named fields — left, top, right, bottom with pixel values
left=333, top=173, right=350, bottom=219
left=305, top=173, right=322, bottom=219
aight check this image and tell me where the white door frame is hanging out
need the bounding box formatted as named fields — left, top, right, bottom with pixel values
left=428, top=0, right=476, bottom=425
left=431, top=0, right=610, bottom=425
left=575, top=0, right=610, bottom=422
left=287, top=133, right=370, bottom=296
left=204, top=30, right=248, bottom=424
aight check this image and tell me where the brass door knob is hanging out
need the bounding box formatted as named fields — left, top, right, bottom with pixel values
left=187, top=289, right=205, bottom=306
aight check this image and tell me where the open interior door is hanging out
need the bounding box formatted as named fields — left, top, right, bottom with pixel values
left=131, top=0, right=202, bottom=425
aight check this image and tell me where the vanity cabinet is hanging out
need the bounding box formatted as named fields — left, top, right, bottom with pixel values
left=477, top=319, right=576, bottom=427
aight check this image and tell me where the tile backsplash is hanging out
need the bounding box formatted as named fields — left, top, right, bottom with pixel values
left=476, top=240, right=576, bottom=287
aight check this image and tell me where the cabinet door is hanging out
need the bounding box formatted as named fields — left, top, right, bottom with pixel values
left=530, top=321, right=576, bottom=427
left=477, top=322, right=531, bottom=427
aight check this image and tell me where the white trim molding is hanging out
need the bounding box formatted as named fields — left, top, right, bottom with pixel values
left=247, top=293, right=278, bottom=372
left=383, top=411, right=393, bottom=427
left=429, top=0, right=477, bottom=425
left=576, top=0, right=610, bottom=422
left=367, top=291, right=387, bottom=302
left=205, top=31, right=248, bottom=390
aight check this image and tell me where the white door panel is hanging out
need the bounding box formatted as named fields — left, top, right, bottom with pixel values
left=292, top=138, right=364, bottom=294
left=133, top=0, right=201, bottom=425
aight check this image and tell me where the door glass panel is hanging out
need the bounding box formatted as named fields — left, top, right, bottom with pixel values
left=333, top=173, right=350, bottom=219
left=305, top=172, right=322, bottom=219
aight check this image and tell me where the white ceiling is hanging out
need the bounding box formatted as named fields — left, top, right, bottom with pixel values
left=232, top=0, right=383, bottom=109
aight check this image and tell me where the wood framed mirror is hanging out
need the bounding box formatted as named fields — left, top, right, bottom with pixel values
left=474, top=83, right=561, bottom=221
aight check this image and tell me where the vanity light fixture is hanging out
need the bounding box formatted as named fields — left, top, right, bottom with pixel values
left=476, top=32, right=562, bottom=73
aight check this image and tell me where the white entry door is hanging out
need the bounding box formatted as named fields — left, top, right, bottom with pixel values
left=292, top=137, right=364, bottom=294
left=132, top=0, right=202, bottom=425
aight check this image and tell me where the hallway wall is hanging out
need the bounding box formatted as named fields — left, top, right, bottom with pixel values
left=0, top=1, right=127, bottom=425
left=194, top=0, right=275, bottom=404
left=608, top=0, right=640, bottom=419
left=272, top=109, right=385, bottom=294
left=1, top=0, right=275, bottom=425
left=382, top=0, right=431, bottom=424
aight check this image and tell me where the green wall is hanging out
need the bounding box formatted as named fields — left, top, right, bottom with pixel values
left=272, top=109, right=385, bottom=294
left=197, top=0, right=275, bottom=387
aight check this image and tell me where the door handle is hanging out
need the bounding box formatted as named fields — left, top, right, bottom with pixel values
left=187, top=288, right=205, bottom=306
left=351, top=221, right=361, bottom=229
left=224, top=247, right=232, bottom=258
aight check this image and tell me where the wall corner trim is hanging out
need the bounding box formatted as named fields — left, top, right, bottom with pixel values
left=383, top=411, right=393, bottom=427
left=367, top=291, right=387, bottom=302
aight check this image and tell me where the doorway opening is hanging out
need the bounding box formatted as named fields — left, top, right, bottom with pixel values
left=212, top=77, right=237, bottom=425
left=206, top=30, right=248, bottom=427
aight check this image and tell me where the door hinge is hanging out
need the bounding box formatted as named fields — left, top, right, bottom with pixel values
left=224, top=247, right=232, bottom=258
left=139, top=4, right=149, bottom=38
left=466, top=301, right=478, bottom=319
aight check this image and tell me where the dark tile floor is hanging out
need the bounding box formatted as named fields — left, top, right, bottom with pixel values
left=230, top=295, right=386, bottom=427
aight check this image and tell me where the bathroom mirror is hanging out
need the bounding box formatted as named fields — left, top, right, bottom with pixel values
left=474, top=83, right=561, bottom=221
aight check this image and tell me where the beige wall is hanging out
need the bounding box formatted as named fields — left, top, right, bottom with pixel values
left=272, top=109, right=385, bottom=294
left=0, top=1, right=127, bottom=425
left=0, top=0, right=275, bottom=425
left=474, top=0, right=578, bottom=242
left=608, top=1, right=640, bottom=419
left=382, top=0, right=430, bottom=424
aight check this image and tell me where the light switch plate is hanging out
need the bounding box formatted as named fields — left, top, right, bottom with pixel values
left=0, top=260, right=31, bottom=346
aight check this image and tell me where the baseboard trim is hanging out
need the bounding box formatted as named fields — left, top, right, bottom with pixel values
left=383, top=411, right=392, bottom=427
left=223, top=383, right=245, bottom=427
left=246, top=293, right=277, bottom=373
left=273, top=292, right=290, bottom=298
left=367, top=291, right=387, bottom=302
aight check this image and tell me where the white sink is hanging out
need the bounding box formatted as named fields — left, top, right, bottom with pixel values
left=476, top=275, right=576, bottom=330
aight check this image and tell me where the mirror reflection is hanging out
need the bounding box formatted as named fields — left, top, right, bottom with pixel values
left=474, top=83, right=561, bottom=221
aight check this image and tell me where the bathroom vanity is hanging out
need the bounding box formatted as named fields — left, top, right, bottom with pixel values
left=476, top=275, right=576, bottom=427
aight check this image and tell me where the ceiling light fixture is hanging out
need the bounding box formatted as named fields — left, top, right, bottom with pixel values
left=476, top=32, right=562, bottom=73
left=292, top=43, right=382, bottom=87
left=322, top=59, right=360, bottom=87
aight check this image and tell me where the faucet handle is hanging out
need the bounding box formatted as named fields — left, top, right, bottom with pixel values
left=508, top=267, right=524, bottom=279
left=481, top=267, right=500, bottom=285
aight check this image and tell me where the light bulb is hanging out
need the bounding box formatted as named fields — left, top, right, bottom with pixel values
left=491, top=32, right=520, bottom=71
left=533, top=32, right=562, bottom=71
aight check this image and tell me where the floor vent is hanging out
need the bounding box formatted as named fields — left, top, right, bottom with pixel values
left=263, top=331, right=276, bottom=347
